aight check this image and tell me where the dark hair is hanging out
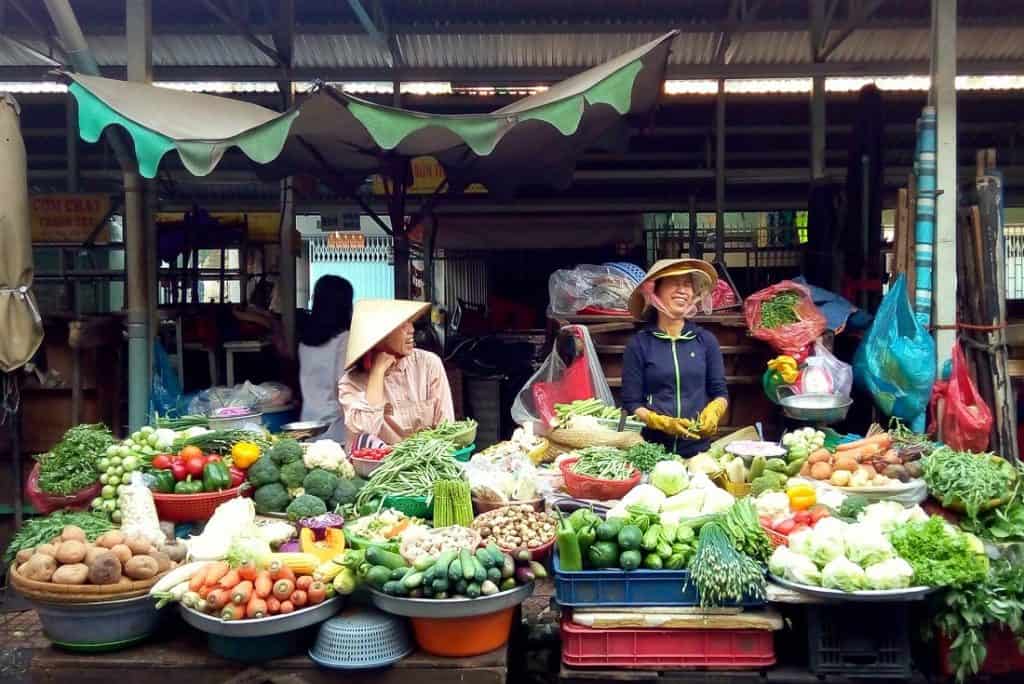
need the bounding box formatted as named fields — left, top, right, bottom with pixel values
left=302, top=275, right=354, bottom=346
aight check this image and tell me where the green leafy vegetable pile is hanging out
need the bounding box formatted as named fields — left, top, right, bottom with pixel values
left=760, top=291, right=801, bottom=329
left=35, top=424, right=114, bottom=495
left=890, top=516, right=989, bottom=589
left=625, top=442, right=677, bottom=474
left=922, top=447, right=1015, bottom=518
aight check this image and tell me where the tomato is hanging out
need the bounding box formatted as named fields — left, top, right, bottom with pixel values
left=152, top=454, right=172, bottom=470
left=810, top=505, right=831, bottom=524
left=793, top=511, right=812, bottom=526
left=791, top=523, right=811, bottom=535
left=185, top=455, right=207, bottom=477
left=180, top=445, right=204, bottom=461
left=773, top=519, right=796, bottom=535
left=759, top=516, right=774, bottom=529
left=205, top=454, right=223, bottom=464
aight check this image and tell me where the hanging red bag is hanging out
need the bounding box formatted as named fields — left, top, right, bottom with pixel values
left=929, top=343, right=993, bottom=452
left=24, top=462, right=102, bottom=514
left=743, top=280, right=827, bottom=362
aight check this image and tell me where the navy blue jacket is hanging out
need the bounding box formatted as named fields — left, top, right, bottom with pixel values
left=621, top=323, right=728, bottom=457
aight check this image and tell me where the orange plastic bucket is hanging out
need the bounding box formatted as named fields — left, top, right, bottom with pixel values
left=409, top=608, right=515, bottom=657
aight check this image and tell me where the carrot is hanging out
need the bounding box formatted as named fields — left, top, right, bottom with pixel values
left=270, top=562, right=296, bottom=583
left=218, top=569, right=241, bottom=590
left=188, top=563, right=211, bottom=592
left=836, top=434, right=891, bottom=452
left=237, top=560, right=258, bottom=582
left=296, top=576, right=313, bottom=591
left=279, top=600, right=294, bottom=614
left=232, top=580, right=253, bottom=605
left=838, top=444, right=882, bottom=462
left=221, top=604, right=243, bottom=621
left=273, top=579, right=295, bottom=601
left=204, top=561, right=230, bottom=585
left=254, top=571, right=273, bottom=598
left=290, top=589, right=308, bottom=607
left=384, top=519, right=410, bottom=539
left=307, top=582, right=326, bottom=605
left=206, top=589, right=230, bottom=611
left=246, top=594, right=268, bottom=619
left=198, top=585, right=212, bottom=600
left=266, top=596, right=281, bottom=614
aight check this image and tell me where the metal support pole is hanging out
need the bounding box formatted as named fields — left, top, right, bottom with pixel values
left=279, top=174, right=297, bottom=355
left=811, top=75, right=826, bottom=179
left=932, top=0, right=957, bottom=365
left=66, top=98, right=78, bottom=192
left=715, top=79, right=726, bottom=263
left=688, top=193, right=699, bottom=258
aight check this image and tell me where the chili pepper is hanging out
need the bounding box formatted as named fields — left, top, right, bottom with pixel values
left=576, top=522, right=597, bottom=558
left=170, top=459, right=188, bottom=481
left=174, top=475, right=203, bottom=494
left=228, top=465, right=245, bottom=488
left=202, top=460, right=231, bottom=492
left=151, top=469, right=176, bottom=494
left=555, top=511, right=583, bottom=571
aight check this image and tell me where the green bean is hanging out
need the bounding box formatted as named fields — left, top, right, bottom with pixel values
left=355, top=435, right=464, bottom=508
left=760, top=291, right=801, bottom=329
left=571, top=447, right=635, bottom=480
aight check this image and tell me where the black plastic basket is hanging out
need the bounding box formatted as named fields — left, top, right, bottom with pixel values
left=807, top=603, right=913, bottom=679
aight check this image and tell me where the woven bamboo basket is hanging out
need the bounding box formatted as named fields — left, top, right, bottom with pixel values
left=9, top=562, right=171, bottom=603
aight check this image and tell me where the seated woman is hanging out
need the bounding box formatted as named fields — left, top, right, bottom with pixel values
left=297, top=275, right=353, bottom=443
left=621, top=258, right=729, bottom=458
left=339, top=300, right=454, bottom=448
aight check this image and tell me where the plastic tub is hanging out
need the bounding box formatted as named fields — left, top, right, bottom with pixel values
left=452, top=444, right=476, bottom=462
left=351, top=455, right=385, bottom=479
left=552, top=550, right=766, bottom=608
left=152, top=483, right=248, bottom=522
left=30, top=595, right=164, bottom=651
left=262, top=403, right=298, bottom=433
left=208, top=412, right=263, bottom=431
left=410, top=607, right=516, bottom=657
left=561, top=618, right=775, bottom=669
left=207, top=628, right=315, bottom=663
left=499, top=536, right=556, bottom=562
left=560, top=457, right=640, bottom=501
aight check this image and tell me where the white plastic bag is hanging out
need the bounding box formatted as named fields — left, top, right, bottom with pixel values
left=548, top=265, right=636, bottom=316
left=802, top=339, right=853, bottom=398
left=118, top=472, right=165, bottom=548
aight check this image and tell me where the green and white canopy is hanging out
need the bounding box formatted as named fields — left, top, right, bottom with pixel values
left=65, top=31, right=677, bottom=194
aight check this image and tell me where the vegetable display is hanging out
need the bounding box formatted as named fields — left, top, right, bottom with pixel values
left=472, top=505, right=556, bottom=550
left=570, top=447, right=636, bottom=480
left=354, top=435, right=464, bottom=511
left=922, top=447, right=1015, bottom=517
left=36, top=424, right=114, bottom=495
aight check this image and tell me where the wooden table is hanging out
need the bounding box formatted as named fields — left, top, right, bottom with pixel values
left=29, top=613, right=509, bottom=684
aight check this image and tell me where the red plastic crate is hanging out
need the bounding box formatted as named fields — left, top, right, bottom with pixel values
left=560, top=618, right=776, bottom=670
left=939, top=628, right=1024, bottom=676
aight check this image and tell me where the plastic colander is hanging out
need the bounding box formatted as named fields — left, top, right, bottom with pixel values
left=309, top=609, right=413, bottom=669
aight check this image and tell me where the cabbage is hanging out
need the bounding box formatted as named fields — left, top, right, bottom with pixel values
left=651, top=461, right=689, bottom=496
left=845, top=523, right=895, bottom=567
left=661, top=489, right=705, bottom=518
left=864, top=558, right=914, bottom=590
left=786, top=554, right=823, bottom=586
left=788, top=529, right=814, bottom=557
left=821, top=556, right=867, bottom=592
left=808, top=518, right=847, bottom=567
left=700, top=486, right=735, bottom=515
left=768, top=546, right=796, bottom=577
left=860, top=501, right=913, bottom=534
left=623, top=484, right=668, bottom=511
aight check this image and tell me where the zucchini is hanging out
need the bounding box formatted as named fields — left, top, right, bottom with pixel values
left=448, top=559, right=463, bottom=582
left=485, top=543, right=505, bottom=566
left=433, top=550, right=458, bottom=570
left=382, top=580, right=408, bottom=596
left=402, top=571, right=424, bottom=589
left=366, top=546, right=408, bottom=571
left=473, top=558, right=487, bottom=584
left=366, top=565, right=392, bottom=590
left=413, top=555, right=436, bottom=572
left=431, top=578, right=449, bottom=594
left=460, top=549, right=475, bottom=581
left=423, top=564, right=437, bottom=584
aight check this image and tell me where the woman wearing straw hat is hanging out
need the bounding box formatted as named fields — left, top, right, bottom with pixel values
left=339, top=299, right=455, bottom=448
left=621, top=259, right=728, bottom=457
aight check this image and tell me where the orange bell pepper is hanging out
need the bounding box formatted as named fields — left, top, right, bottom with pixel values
left=787, top=484, right=817, bottom=511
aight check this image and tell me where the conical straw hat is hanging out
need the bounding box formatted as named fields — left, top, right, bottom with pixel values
left=343, top=299, right=431, bottom=369
left=627, top=258, right=717, bottom=320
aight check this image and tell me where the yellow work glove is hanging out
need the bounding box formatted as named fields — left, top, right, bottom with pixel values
left=697, top=398, right=728, bottom=438
left=638, top=410, right=701, bottom=440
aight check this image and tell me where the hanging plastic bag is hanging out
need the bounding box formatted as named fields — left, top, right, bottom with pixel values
left=853, top=275, right=935, bottom=429
left=548, top=265, right=636, bottom=316
left=24, top=461, right=101, bottom=514
left=150, top=341, right=183, bottom=419
left=511, top=325, right=613, bottom=428
left=929, top=343, right=993, bottom=452
left=743, top=280, right=827, bottom=361
left=801, top=340, right=854, bottom=398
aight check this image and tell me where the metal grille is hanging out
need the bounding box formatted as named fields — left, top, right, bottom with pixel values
left=306, top=235, right=394, bottom=303
left=439, top=252, right=489, bottom=313
left=1006, top=225, right=1024, bottom=300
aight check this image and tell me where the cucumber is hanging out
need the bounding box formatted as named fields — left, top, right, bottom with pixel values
left=475, top=548, right=495, bottom=570
left=454, top=579, right=468, bottom=595
left=500, top=554, right=515, bottom=579
left=390, top=566, right=411, bottom=581
left=500, top=577, right=516, bottom=591
left=487, top=567, right=502, bottom=583
left=466, top=582, right=481, bottom=599
left=448, top=559, right=462, bottom=582
left=423, top=564, right=437, bottom=584
left=460, top=549, right=475, bottom=581
left=402, top=571, right=424, bottom=589
left=366, top=565, right=392, bottom=590
left=432, top=578, right=449, bottom=594
left=382, top=580, right=408, bottom=596
left=486, top=543, right=505, bottom=566
left=473, top=558, right=487, bottom=584
left=366, top=546, right=408, bottom=571
left=413, top=555, right=436, bottom=572
left=433, top=550, right=458, bottom=571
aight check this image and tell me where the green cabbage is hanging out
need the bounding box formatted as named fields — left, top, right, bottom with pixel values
left=651, top=460, right=689, bottom=496
left=821, top=556, right=867, bottom=592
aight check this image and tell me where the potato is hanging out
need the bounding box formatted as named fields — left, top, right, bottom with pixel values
left=810, top=461, right=833, bottom=480
left=830, top=470, right=852, bottom=487
left=151, top=551, right=172, bottom=574
left=88, top=552, right=123, bottom=585
left=55, top=540, right=87, bottom=564
left=15, top=548, right=35, bottom=565
left=84, top=546, right=108, bottom=567
left=808, top=449, right=832, bottom=465
left=52, top=563, right=89, bottom=585
left=124, top=536, right=152, bottom=556
left=883, top=464, right=910, bottom=483
left=123, top=556, right=159, bottom=580
left=833, top=456, right=859, bottom=473
left=20, top=554, right=57, bottom=582
left=109, top=544, right=133, bottom=564
left=164, top=542, right=187, bottom=563
left=35, top=543, right=58, bottom=558
left=905, top=461, right=923, bottom=479
left=96, top=531, right=125, bottom=549
left=60, top=525, right=87, bottom=543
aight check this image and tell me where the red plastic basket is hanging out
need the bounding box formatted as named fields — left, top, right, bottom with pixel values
left=761, top=523, right=789, bottom=548
left=939, top=627, right=1024, bottom=676
left=152, top=484, right=249, bottom=522
left=560, top=618, right=776, bottom=669
left=560, top=457, right=641, bottom=501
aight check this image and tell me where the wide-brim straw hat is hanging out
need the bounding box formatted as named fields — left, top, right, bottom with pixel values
left=343, top=299, right=431, bottom=369
left=627, top=258, right=718, bottom=320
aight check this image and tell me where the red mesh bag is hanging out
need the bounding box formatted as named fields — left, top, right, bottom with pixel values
left=929, top=343, right=993, bottom=452
left=25, top=461, right=102, bottom=514
left=743, top=280, right=827, bottom=362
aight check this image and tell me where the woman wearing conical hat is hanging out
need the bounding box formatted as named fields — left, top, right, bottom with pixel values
left=621, top=259, right=729, bottom=457
left=339, top=299, right=455, bottom=447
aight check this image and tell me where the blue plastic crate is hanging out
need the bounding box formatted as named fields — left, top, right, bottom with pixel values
left=552, top=550, right=766, bottom=608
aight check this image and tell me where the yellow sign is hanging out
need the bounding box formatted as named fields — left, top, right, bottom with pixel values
left=326, top=233, right=366, bottom=250
left=155, top=211, right=281, bottom=242
left=31, top=193, right=111, bottom=243
left=372, top=156, right=486, bottom=195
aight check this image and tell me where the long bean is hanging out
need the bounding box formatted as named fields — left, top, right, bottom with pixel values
left=571, top=447, right=635, bottom=480
left=760, top=291, right=800, bottom=329
left=355, top=436, right=463, bottom=508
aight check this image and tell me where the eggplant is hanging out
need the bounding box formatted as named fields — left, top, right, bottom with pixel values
left=515, top=566, right=536, bottom=584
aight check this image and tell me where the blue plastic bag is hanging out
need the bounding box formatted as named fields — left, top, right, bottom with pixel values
left=853, top=275, right=935, bottom=430
left=150, top=341, right=183, bottom=419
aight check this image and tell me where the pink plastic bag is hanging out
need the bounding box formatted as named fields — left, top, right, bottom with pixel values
left=25, top=461, right=101, bottom=514
left=743, top=281, right=827, bottom=362
left=929, top=343, right=993, bottom=452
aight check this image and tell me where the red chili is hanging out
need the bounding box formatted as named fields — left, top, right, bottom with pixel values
left=228, top=466, right=245, bottom=487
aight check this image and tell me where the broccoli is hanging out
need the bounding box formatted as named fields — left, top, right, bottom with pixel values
left=269, top=438, right=304, bottom=465
left=329, top=478, right=359, bottom=510
left=279, top=459, right=308, bottom=488
left=253, top=482, right=290, bottom=514
left=286, top=493, right=327, bottom=521
left=837, top=494, right=871, bottom=522
left=247, top=456, right=280, bottom=487
left=303, top=468, right=340, bottom=500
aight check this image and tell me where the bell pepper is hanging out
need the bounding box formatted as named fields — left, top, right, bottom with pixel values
left=230, top=441, right=262, bottom=470
left=576, top=523, right=597, bottom=558
left=767, top=355, right=800, bottom=384
left=787, top=484, right=817, bottom=511
left=174, top=476, right=204, bottom=494
left=202, top=460, right=231, bottom=492
left=151, top=469, right=176, bottom=494
left=170, top=459, right=188, bottom=481
left=228, top=465, right=245, bottom=488
left=555, top=512, right=583, bottom=571
left=300, top=527, right=347, bottom=564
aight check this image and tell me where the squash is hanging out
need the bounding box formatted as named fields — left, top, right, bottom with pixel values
left=299, top=528, right=346, bottom=565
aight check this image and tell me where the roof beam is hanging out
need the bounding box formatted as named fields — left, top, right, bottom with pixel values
left=199, top=0, right=283, bottom=66
left=819, top=0, right=888, bottom=61
left=714, top=0, right=765, bottom=65
left=346, top=0, right=398, bottom=68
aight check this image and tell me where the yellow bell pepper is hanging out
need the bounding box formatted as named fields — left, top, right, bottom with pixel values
left=300, top=527, right=347, bottom=565
left=230, top=441, right=262, bottom=469
left=767, top=356, right=800, bottom=384
left=787, top=484, right=817, bottom=511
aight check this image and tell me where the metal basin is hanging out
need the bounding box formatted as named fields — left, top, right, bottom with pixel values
left=30, top=594, right=164, bottom=650
left=779, top=393, right=852, bottom=425
left=278, top=420, right=330, bottom=440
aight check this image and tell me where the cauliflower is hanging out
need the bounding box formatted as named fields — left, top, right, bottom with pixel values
left=303, top=439, right=354, bottom=477
left=754, top=491, right=792, bottom=523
